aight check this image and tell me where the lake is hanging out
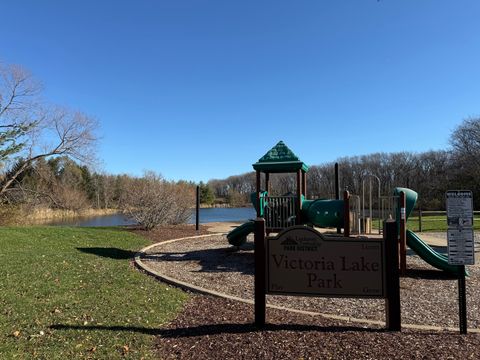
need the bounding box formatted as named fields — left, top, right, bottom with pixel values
left=43, top=207, right=256, bottom=227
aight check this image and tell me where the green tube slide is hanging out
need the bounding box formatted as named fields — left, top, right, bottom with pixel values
left=394, top=187, right=467, bottom=276
left=406, top=230, right=467, bottom=276
left=227, top=221, right=255, bottom=247
left=301, top=199, right=344, bottom=228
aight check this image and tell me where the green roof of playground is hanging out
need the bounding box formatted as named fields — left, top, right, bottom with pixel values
left=252, top=141, right=309, bottom=173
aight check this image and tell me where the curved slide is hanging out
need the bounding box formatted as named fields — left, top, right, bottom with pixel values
left=227, top=221, right=255, bottom=246
left=227, top=192, right=267, bottom=247
left=406, top=230, right=466, bottom=276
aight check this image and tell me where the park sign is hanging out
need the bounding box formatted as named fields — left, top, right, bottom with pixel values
left=266, top=226, right=385, bottom=298
left=446, top=190, right=475, bottom=266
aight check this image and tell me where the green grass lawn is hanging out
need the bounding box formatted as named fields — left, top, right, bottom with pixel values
left=0, top=226, right=187, bottom=359
left=407, top=215, right=480, bottom=232
left=371, top=215, right=480, bottom=232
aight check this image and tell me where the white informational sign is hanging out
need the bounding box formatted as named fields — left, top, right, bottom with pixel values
left=446, top=190, right=475, bottom=265
left=447, top=228, right=475, bottom=265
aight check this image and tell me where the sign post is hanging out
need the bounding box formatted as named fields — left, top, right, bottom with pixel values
left=254, top=218, right=266, bottom=328
left=195, top=186, right=200, bottom=231
left=384, top=220, right=401, bottom=331
left=399, top=191, right=407, bottom=275
left=446, top=190, right=475, bottom=335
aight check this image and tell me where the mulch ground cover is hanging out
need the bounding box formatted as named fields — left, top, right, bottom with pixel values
left=156, top=294, right=480, bottom=360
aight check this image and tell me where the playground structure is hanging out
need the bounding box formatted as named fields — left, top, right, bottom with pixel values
left=227, top=141, right=466, bottom=276
left=227, top=141, right=348, bottom=244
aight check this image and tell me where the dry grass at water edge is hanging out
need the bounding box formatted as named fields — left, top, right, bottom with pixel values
left=26, top=207, right=119, bottom=220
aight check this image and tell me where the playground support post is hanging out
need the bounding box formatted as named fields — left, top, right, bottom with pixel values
left=254, top=218, right=266, bottom=328
left=196, top=185, right=200, bottom=231
left=302, top=170, right=307, bottom=198
left=343, top=191, right=350, bottom=237
left=256, top=171, right=261, bottom=217
left=458, top=265, right=468, bottom=334
left=265, top=172, right=270, bottom=194
left=384, top=219, right=401, bottom=331
left=335, top=163, right=341, bottom=234
left=369, top=177, right=372, bottom=232
left=296, top=169, right=302, bottom=225
left=418, top=208, right=422, bottom=232
left=399, top=192, right=407, bottom=275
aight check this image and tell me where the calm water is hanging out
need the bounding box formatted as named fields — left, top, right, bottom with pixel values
left=191, top=207, right=256, bottom=223
left=44, top=207, right=256, bottom=227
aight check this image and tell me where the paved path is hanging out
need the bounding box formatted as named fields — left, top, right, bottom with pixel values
left=205, top=221, right=242, bottom=233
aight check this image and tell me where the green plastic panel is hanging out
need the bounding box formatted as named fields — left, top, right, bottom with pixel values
left=302, top=199, right=344, bottom=228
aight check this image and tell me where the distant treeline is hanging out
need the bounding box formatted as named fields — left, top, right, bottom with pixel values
left=208, top=118, right=480, bottom=210
left=1, top=156, right=196, bottom=213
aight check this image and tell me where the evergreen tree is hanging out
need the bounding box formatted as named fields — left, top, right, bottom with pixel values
left=199, top=181, right=215, bottom=205
left=0, top=123, right=34, bottom=162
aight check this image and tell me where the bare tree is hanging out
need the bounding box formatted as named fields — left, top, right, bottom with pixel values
left=450, top=117, right=480, bottom=169
left=0, top=61, right=97, bottom=197
left=0, top=63, right=41, bottom=163
left=450, top=117, right=480, bottom=206
left=120, top=172, right=194, bottom=230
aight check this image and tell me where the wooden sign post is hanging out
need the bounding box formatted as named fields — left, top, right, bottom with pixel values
left=254, top=218, right=266, bottom=328
left=195, top=185, right=200, bottom=231
left=399, top=191, right=407, bottom=275
left=384, top=219, right=401, bottom=331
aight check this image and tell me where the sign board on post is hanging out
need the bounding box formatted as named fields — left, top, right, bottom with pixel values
left=267, top=226, right=385, bottom=298
left=446, top=190, right=475, bottom=266
left=446, top=190, right=474, bottom=335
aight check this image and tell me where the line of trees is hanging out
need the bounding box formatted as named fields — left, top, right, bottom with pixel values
left=208, top=118, right=480, bottom=210
left=2, top=154, right=196, bottom=209
left=1, top=155, right=197, bottom=228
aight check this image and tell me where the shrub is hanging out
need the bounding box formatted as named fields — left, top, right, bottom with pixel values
left=120, top=172, right=194, bottom=230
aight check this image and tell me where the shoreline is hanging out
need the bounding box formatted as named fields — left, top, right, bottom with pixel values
left=24, top=207, right=118, bottom=221
left=197, top=204, right=253, bottom=209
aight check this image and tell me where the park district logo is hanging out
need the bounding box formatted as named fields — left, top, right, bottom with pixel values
left=280, top=236, right=318, bottom=252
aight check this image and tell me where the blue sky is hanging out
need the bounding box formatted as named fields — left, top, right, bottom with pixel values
left=1, top=1, right=479, bottom=182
